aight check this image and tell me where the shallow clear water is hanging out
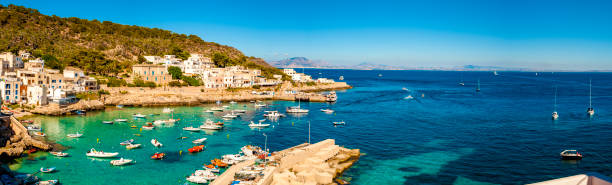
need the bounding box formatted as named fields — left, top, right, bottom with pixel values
left=11, top=70, right=612, bottom=185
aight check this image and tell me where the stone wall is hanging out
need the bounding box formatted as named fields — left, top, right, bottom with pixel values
left=0, top=116, right=51, bottom=158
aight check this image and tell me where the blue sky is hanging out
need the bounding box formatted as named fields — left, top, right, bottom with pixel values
left=4, top=0, right=612, bottom=70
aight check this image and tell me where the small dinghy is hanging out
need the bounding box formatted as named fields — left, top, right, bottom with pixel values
left=320, top=109, right=334, bottom=113
left=37, top=180, right=59, bottom=185
left=132, top=113, right=146, bottom=118
left=183, top=126, right=201, bottom=132
left=86, top=148, right=119, bottom=158
left=203, top=164, right=220, bottom=173
left=560, top=150, right=583, bottom=160
left=142, top=123, right=155, bottom=130
left=151, top=139, right=163, bottom=147
left=120, top=139, right=134, bottom=145
left=114, top=119, right=128, bottom=122
left=102, top=121, right=114, bottom=124
left=50, top=151, right=69, bottom=157
left=26, top=125, right=41, bottom=131
left=33, top=132, right=46, bottom=137
left=40, top=167, right=56, bottom=173
left=66, top=132, right=82, bottom=138
left=126, top=143, right=141, bottom=149
left=333, top=121, right=346, bottom=125
left=110, top=158, right=133, bottom=166
left=151, top=152, right=165, bottom=160
left=193, top=137, right=207, bottom=144
left=188, top=145, right=205, bottom=153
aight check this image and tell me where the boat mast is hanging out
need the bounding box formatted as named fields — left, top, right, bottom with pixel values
left=554, top=86, right=557, bottom=112
left=589, top=79, right=592, bottom=108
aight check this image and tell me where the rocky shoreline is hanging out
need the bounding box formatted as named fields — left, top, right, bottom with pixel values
left=0, top=115, right=51, bottom=158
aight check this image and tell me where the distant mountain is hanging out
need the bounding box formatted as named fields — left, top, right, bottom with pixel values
left=269, top=57, right=329, bottom=68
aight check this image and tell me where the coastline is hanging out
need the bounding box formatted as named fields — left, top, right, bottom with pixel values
left=27, top=82, right=351, bottom=116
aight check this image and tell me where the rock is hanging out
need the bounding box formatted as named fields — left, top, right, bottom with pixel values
left=0, top=116, right=51, bottom=158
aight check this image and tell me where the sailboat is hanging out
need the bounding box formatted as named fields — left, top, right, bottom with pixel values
left=587, top=79, right=594, bottom=116
left=287, top=95, right=309, bottom=113
left=476, top=79, right=481, bottom=92
left=493, top=70, right=498, bottom=76
left=459, top=72, right=465, bottom=86
left=552, top=86, right=559, bottom=120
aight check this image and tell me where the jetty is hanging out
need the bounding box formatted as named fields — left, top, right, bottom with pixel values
left=210, top=139, right=360, bottom=185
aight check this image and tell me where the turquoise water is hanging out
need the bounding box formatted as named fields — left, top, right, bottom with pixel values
left=11, top=69, right=612, bottom=185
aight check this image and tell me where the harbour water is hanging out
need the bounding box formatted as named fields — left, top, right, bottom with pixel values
left=10, top=69, right=612, bottom=185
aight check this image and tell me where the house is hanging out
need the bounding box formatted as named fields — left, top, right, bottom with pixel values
left=26, top=85, right=48, bottom=106
left=74, top=77, right=99, bottom=92
left=24, top=58, right=44, bottom=72
left=0, top=52, right=24, bottom=75
left=282, top=68, right=313, bottom=82
left=49, top=89, right=77, bottom=105
left=0, top=77, right=23, bottom=104
left=143, top=56, right=162, bottom=64
left=132, top=64, right=172, bottom=85
left=63, top=67, right=85, bottom=79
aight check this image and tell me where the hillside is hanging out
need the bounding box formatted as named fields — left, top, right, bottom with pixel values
left=0, top=4, right=281, bottom=78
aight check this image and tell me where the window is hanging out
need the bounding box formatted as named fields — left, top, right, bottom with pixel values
left=5, top=90, right=9, bottom=95
left=5, top=96, right=8, bottom=100
left=161, top=71, right=164, bottom=75
left=52, top=80, right=56, bottom=83
left=51, top=86, right=54, bottom=89
left=14, top=96, right=17, bottom=100
left=59, top=80, right=62, bottom=83
left=152, top=71, right=155, bottom=75
left=15, top=90, right=18, bottom=95
left=5, top=84, right=9, bottom=89
left=144, top=71, right=147, bottom=75
left=155, top=77, right=157, bottom=81
left=146, top=77, right=148, bottom=81
left=15, top=84, right=18, bottom=89
left=59, top=86, right=62, bottom=88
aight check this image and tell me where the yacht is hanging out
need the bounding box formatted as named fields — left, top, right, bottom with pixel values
left=86, top=148, right=119, bottom=158
left=221, top=112, right=239, bottom=119
left=248, top=120, right=270, bottom=128
left=560, top=150, right=582, bottom=160
left=493, top=70, right=499, bottom=76
left=153, top=119, right=178, bottom=125
left=264, top=111, right=285, bottom=118
left=587, top=79, right=595, bottom=116
left=183, top=126, right=201, bottom=132
left=326, top=91, right=338, bottom=102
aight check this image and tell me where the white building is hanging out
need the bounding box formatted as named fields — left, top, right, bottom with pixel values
left=282, top=68, right=313, bottom=82
left=143, top=56, right=162, bottom=64
left=49, top=88, right=76, bottom=105
left=63, top=67, right=85, bottom=79
left=0, top=52, right=24, bottom=75
left=0, top=77, right=23, bottom=104
left=26, top=85, right=48, bottom=106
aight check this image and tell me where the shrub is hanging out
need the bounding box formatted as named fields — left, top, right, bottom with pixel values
left=107, top=77, right=127, bottom=87
left=119, top=90, right=128, bottom=94
left=168, top=81, right=182, bottom=87
left=98, top=89, right=110, bottom=95
left=200, top=89, right=205, bottom=92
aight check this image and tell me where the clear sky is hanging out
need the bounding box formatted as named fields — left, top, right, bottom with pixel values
left=3, top=0, right=612, bottom=70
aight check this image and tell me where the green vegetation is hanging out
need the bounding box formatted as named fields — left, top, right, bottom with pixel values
left=0, top=4, right=284, bottom=79
left=168, top=81, right=182, bottom=87
left=128, top=78, right=156, bottom=88
left=75, top=90, right=109, bottom=100
left=180, top=76, right=201, bottom=86
left=106, top=77, right=127, bottom=87
left=168, top=66, right=183, bottom=79
left=305, top=81, right=316, bottom=86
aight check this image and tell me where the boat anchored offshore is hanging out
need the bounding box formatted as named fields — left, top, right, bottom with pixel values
left=37, top=180, right=59, bottom=185
left=114, top=119, right=128, bottom=122
left=50, top=151, right=69, bottom=157
left=264, top=111, right=285, bottom=118
left=126, top=143, right=141, bottom=149
left=552, top=86, right=559, bottom=120
left=587, top=79, right=595, bottom=116
left=188, top=145, right=205, bottom=153
left=287, top=105, right=309, bottom=113
left=200, top=121, right=223, bottom=130
left=162, top=107, right=174, bottom=113
left=333, top=121, right=346, bottom=125
left=151, top=139, right=163, bottom=147
left=151, top=152, right=165, bottom=160
left=39, top=167, right=56, bottom=173
left=249, top=120, right=271, bottom=128
left=110, top=158, right=133, bottom=166
left=133, top=113, right=146, bottom=118
left=183, top=126, right=201, bottom=132
left=120, top=139, right=134, bottom=145
left=86, top=148, right=119, bottom=158
left=66, top=132, right=82, bottom=138
left=26, top=125, right=41, bottom=131
left=193, top=137, right=207, bottom=144
left=560, top=150, right=583, bottom=160
left=102, top=121, right=113, bottom=124
left=320, top=109, right=334, bottom=113
left=326, top=91, right=338, bottom=102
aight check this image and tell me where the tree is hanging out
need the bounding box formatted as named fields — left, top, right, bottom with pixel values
left=137, top=55, right=146, bottom=64
left=41, top=54, right=64, bottom=70
left=212, top=52, right=231, bottom=68
left=169, top=46, right=190, bottom=60
left=167, top=66, right=183, bottom=80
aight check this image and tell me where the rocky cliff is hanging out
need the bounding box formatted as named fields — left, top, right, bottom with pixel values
left=0, top=116, right=51, bottom=158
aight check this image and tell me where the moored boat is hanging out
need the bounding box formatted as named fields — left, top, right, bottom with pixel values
left=39, top=167, right=55, bottom=173
left=186, top=175, right=208, bottom=184
left=86, top=148, right=119, bottom=158
left=183, top=126, right=201, bottom=132
left=193, top=137, right=207, bottom=144
left=33, top=132, right=46, bottom=137
left=66, top=132, right=82, bottom=138
left=102, top=121, right=114, bottom=124
left=560, top=150, right=583, bottom=160
left=26, top=125, right=41, bottom=131
left=188, top=145, right=205, bottom=153
left=286, top=106, right=309, bottom=113
left=203, top=164, right=220, bottom=173
left=325, top=91, right=338, bottom=102
left=120, top=139, right=134, bottom=145
left=210, top=107, right=224, bottom=111
left=126, top=143, right=141, bottom=149
left=114, top=119, right=128, bottom=122
left=142, top=123, right=155, bottom=130
left=110, top=158, right=133, bottom=166
left=50, top=151, right=69, bottom=157
left=320, top=109, right=334, bottom=113
left=162, top=107, right=174, bottom=113
left=333, top=121, right=346, bottom=125
left=151, top=152, right=165, bottom=160
left=36, top=180, right=59, bottom=185
left=264, top=111, right=285, bottom=118
left=150, top=139, right=163, bottom=147
left=248, top=120, right=270, bottom=128
left=132, top=113, right=146, bottom=118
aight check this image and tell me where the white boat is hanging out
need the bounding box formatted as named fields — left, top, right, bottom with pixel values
left=223, top=154, right=247, bottom=162
left=404, top=95, right=414, bottom=100
left=320, top=109, right=334, bottom=113
left=254, top=103, right=266, bottom=107
left=50, top=151, right=69, bottom=157
left=200, top=123, right=222, bottom=130
left=110, top=158, right=133, bottom=166
left=193, top=137, right=207, bottom=144
left=66, top=132, right=82, bottom=138
left=120, top=139, right=134, bottom=145
left=204, top=110, right=215, bottom=113
left=203, top=165, right=220, bottom=173
left=210, top=107, right=224, bottom=111
left=183, top=126, right=201, bottom=132
left=86, top=148, right=119, bottom=158
left=249, top=120, right=270, bottom=128
left=286, top=106, right=309, bottom=113
left=116, top=105, right=124, bottom=108
left=222, top=105, right=229, bottom=108
left=114, top=119, right=128, bottom=122
left=102, top=121, right=114, bottom=124
left=234, top=109, right=247, bottom=113
left=230, top=101, right=237, bottom=104
left=264, top=111, right=285, bottom=118
left=587, top=79, right=595, bottom=116
left=162, top=108, right=174, bottom=113
left=153, top=119, right=178, bottom=125
left=339, top=76, right=344, bottom=80
left=476, top=79, right=481, bottom=92
left=126, top=143, right=141, bottom=149
left=194, top=170, right=218, bottom=180
left=40, top=167, right=55, bottom=173
left=33, top=132, right=46, bottom=137
left=132, top=114, right=146, bottom=118
left=333, top=121, right=346, bottom=125
left=552, top=86, right=559, bottom=120
left=186, top=175, right=208, bottom=184
left=27, top=125, right=41, bottom=131
left=222, top=113, right=238, bottom=119
left=493, top=70, right=499, bottom=76
left=150, top=139, right=163, bottom=147
left=552, top=112, right=559, bottom=120
left=36, top=180, right=59, bottom=185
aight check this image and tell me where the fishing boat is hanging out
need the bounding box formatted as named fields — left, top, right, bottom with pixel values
left=560, top=150, right=583, bottom=160
left=151, top=152, right=165, bottom=160
left=86, top=148, right=119, bottom=158
left=142, top=123, right=155, bottom=130
left=188, top=145, right=205, bottom=153
left=193, top=137, right=207, bottom=144
left=119, top=139, right=134, bottom=145
left=26, top=125, right=41, bottom=131
left=36, top=180, right=59, bottom=185
left=33, top=132, right=46, bottom=137
left=587, top=79, right=595, bottom=116
left=50, top=151, right=69, bottom=157
left=183, top=126, right=201, bottom=132
left=320, top=109, right=334, bottom=113
left=339, top=76, right=344, bottom=80
left=39, top=167, right=55, bottom=173
left=552, top=86, right=559, bottom=120
left=126, top=143, right=141, bottom=149
left=333, top=121, right=346, bottom=125
left=476, top=79, right=481, bottom=92
left=203, top=164, right=220, bottom=173
left=210, top=107, right=224, bottom=111
left=132, top=113, right=146, bottom=118
left=102, top=121, right=114, bottom=124
left=162, top=107, right=174, bottom=113
left=264, top=111, right=285, bottom=118
left=66, top=132, right=82, bottom=138
left=110, top=158, right=133, bottom=166
left=186, top=175, right=208, bottom=184
left=249, top=120, right=270, bottom=128
left=114, top=119, right=128, bottom=122
left=150, top=139, right=163, bottom=147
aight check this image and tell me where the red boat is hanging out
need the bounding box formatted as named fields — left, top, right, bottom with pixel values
left=28, top=148, right=37, bottom=154
left=215, top=122, right=224, bottom=126
left=151, top=152, right=165, bottom=160
left=21, top=120, right=34, bottom=124
left=188, top=145, right=205, bottom=153
left=211, top=159, right=228, bottom=168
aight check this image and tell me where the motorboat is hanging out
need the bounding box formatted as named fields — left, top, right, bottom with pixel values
left=151, top=152, right=165, bottom=160
left=286, top=106, right=309, bottom=113
left=39, top=167, right=55, bottom=173
left=50, top=151, right=69, bottom=157
left=183, top=126, right=201, bottom=132
left=204, top=109, right=215, bottom=113
left=333, top=121, right=346, bottom=125
left=552, top=87, right=559, bottom=120
left=222, top=113, right=238, bottom=119
left=102, top=121, right=114, bottom=124
left=110, top=158, right=133, bottom=166
left=339, top=76, right=344, bottom=80
left=234, top=109, right=247, bottom=113
left=188, top=145, right=205, bottom=153
left=241, top=145, right=265, bottom=157
left=162, top=107, right=174, bottom=113
left=36, top=180, right=59, bottom=185
left=142, top=123, right=155, bottom=130
left=27, top=125, right=41, bottom=131
left=552, top=111, right=559, bottom=120
left=194, top=170, right=218, bottom=180
left=66, top=132, right=83, bottom=138
left=21, top=120, right=34, bottom=124
left=264, top=111, right=285, bottom=118
left=223, top=154, right=247, bottom=162
left=560, top=150, right=583, bottom=160
left=210, top=107, right=224, bottom=111
left=151, top=139, right=163, bottom=147
left=254, top=103, right=266, bottom=107
left=230, top=101, right=237, bottom=104
left=193, top=137, right=207, bottom=144
left=320, top=109, right=334, bottom=113
left=153, top=119, right=178, bottom=125
left=114, top=119, right=128, bottom=122
left=587, top=79, right=595, bottom=116
left=186, top=175, right=208, bottom=184
left=86, top=148, right=119, bottom=158
left=325, top=91, right=337, bottom=102
left=33, top=132, right=46, bottom=137
left=203, top=164, right=220, bottom=173
left=120, top=139, right=134, bottom=145
left=126, top=143, right=141, bottom=149
left=222, top=105, right=229, bottom=108
left=248, top=120, right=270, bottom=128
left=132, top=113, right=146, bottom=118
left=200, top=122, right=222, bottom=130
left=404, top=95, right=414, bottom=100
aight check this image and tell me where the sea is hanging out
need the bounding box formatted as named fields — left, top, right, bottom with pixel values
left=7, top=69, right=612, bottom=185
